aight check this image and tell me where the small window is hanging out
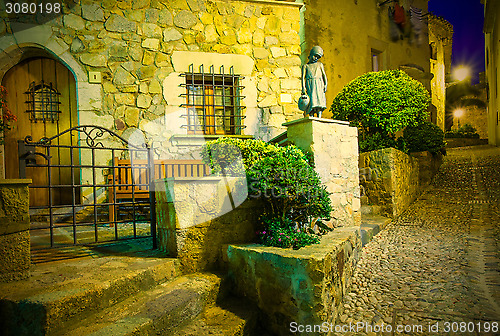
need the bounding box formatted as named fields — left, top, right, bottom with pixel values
left=371, top=49, right=383, bottom=72
left=24, top=80, right=61, bottom=123
left=181, top=64, right=245, bottom=135
left=430, top=42, right=437, bottom=60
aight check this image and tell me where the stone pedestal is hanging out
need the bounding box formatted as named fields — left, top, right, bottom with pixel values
left=0, top=179, right=31, bottom=282
left=284, top=117, right=361, bottom=227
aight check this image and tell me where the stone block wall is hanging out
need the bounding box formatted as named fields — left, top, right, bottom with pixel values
left=0, top=0, right=304, bottom=165
left=359, top=148, right=442, bottom=218
left=0, top=180, right=31, bottom=282
left=227, top=227, right=361, bottom=335
left=285, top=117, right=361, bottom=227
left=409, top=151, right=443, bottom=188
left=154, top=176, right=261, bottom=273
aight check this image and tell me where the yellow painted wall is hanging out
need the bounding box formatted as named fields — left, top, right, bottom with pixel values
left=484, top=0, right=500, bottom=145
left=429, top=15, right=453, bottom=131
left=302, top=0, right=431, bottom=118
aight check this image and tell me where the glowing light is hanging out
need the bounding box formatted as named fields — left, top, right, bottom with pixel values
left=454, top=108, right=465, bottom=118
left=453, top=66, right=470, bottom=82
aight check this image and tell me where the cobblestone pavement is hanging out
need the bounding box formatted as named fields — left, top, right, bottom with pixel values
left=337, top=146, right=500, bottom=335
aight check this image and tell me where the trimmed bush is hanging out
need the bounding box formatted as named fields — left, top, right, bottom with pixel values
left=201, top=137, right=279, bottom=175
left=330, top=70, right=430, bottom=135
left=201, top=137, right=331, bottom=248
left=358, top=132, right=407, bottom=153
left=445, top=123, right=480, bottom=139
left=403, top=120, right=445, bottom=154
left=330, top=70, right=430, bottom=152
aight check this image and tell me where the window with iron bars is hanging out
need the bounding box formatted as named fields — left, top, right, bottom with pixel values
left=180, top=64, right=245, bottom=135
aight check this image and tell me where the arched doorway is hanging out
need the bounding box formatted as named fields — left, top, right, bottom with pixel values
left=2, top=56, right=78, bottom=206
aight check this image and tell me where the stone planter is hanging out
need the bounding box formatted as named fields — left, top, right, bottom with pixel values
left=226, top=227, right=361, bottom=336
left=154, top=176, right=261, bottom=273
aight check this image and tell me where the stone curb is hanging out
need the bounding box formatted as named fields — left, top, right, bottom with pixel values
left=359, top=214, right=392, bottom=247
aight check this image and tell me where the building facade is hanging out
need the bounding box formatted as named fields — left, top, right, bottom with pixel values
left=0, top=0, right=450, bottom=206
left=428, top=14, right=453, bottom=131
left=301, top=0, right=434, bottom=119
left=483, top=0, right=500, bottom=145
left=0, top=0, right=305, bottom=182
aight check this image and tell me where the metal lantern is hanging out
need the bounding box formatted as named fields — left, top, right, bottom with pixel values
left=25, top=80, right=61, bottom=123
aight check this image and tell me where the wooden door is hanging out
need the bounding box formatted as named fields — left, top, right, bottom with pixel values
left=2, top=57, right=78, bottom=206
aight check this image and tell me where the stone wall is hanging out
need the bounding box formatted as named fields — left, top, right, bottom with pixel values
left=0, top=180, right=31, bottom=282
left=445, top=138, right=489, bottom=148
left=409, top=151, right=443, bottom=187
left=0, top=0, right=304, bottom=163
left=285, top=117, right=361, bottom=228
left=359, top=148, right=442, bottom=218
left=226, top=227, right=361, bottom=336
left=154, top=176, right=261, bottom=273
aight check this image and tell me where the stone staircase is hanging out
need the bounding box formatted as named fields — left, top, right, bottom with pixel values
left=0, top=253, right=257, bottom=336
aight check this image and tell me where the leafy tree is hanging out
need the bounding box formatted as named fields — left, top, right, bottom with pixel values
left=330, top=70, right=430, bottom=151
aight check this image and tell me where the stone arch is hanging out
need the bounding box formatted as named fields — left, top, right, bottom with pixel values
left=0, top=24, right=105, bottom=177
left=0, top=24, right=103, bottom=124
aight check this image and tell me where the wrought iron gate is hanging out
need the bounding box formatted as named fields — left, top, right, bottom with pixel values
left=18, top=125, right=157, bottom=248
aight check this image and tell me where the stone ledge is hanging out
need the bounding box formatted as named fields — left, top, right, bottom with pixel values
left=237, top=0, right=304, bottom=8
left=282, top=116, right=350, bottom=127
left=359, top=214, right=392, bottom=247
left=226, top=227, right=361, bottom=335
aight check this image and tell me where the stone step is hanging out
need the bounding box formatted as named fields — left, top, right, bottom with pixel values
left=55, top=273, right=223, bottom=336
left=171, top=297, right=259, bottom=336
left=0, top=255, right=179, bottom=336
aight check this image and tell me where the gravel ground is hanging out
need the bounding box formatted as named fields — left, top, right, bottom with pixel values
left=336, top=146, right=500, bottom=336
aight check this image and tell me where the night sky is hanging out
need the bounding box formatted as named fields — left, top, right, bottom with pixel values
left=428, top=0, right=485, bottom=84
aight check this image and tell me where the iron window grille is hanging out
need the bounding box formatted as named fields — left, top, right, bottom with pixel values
left=25, top=80, right=61, bottom=123
left=180, top=64, right=245, bottom=135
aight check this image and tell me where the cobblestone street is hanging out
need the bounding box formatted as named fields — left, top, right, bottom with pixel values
left=339, top=146, right=500, bottom=335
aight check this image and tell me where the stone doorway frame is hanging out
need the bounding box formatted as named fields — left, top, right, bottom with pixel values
left=0, top=23, right=103, bottom=178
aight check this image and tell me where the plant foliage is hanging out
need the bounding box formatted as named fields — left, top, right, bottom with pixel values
left=330, top=70, right=430, bottom=136
left=403, top=120, right=446, bottom=154
left=444, top=123, right=480, bottom=139
left=201, top=137, right=332, bottom=248
left=201, top=137, right=279, bottom=175
left=257, top=217, right=320, bottom=249
left=0, top=86, right=17, bottom=145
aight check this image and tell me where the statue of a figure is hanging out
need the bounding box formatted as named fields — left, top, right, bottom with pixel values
left=299, top=46, right=328, bottom=118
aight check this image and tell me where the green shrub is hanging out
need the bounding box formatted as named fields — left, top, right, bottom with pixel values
left=358, top=132, right=407, bottom=153
left=330, top=70, right=430, bottom=136
left=247, top=146, right=331, bottom=225
left=444, top=123, right=480, bottom=139
left=201, top=137, right=279, bottom=175
left=330, top=70, right=430, bottom=152
left=201, top=138, right=332, bottom=249
left=257, top=217, right=320, bottom=249
left=403, top=120, right=445, bottom=154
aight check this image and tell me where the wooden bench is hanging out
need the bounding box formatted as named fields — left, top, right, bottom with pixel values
left=107, top=158, right=211, bottom=222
